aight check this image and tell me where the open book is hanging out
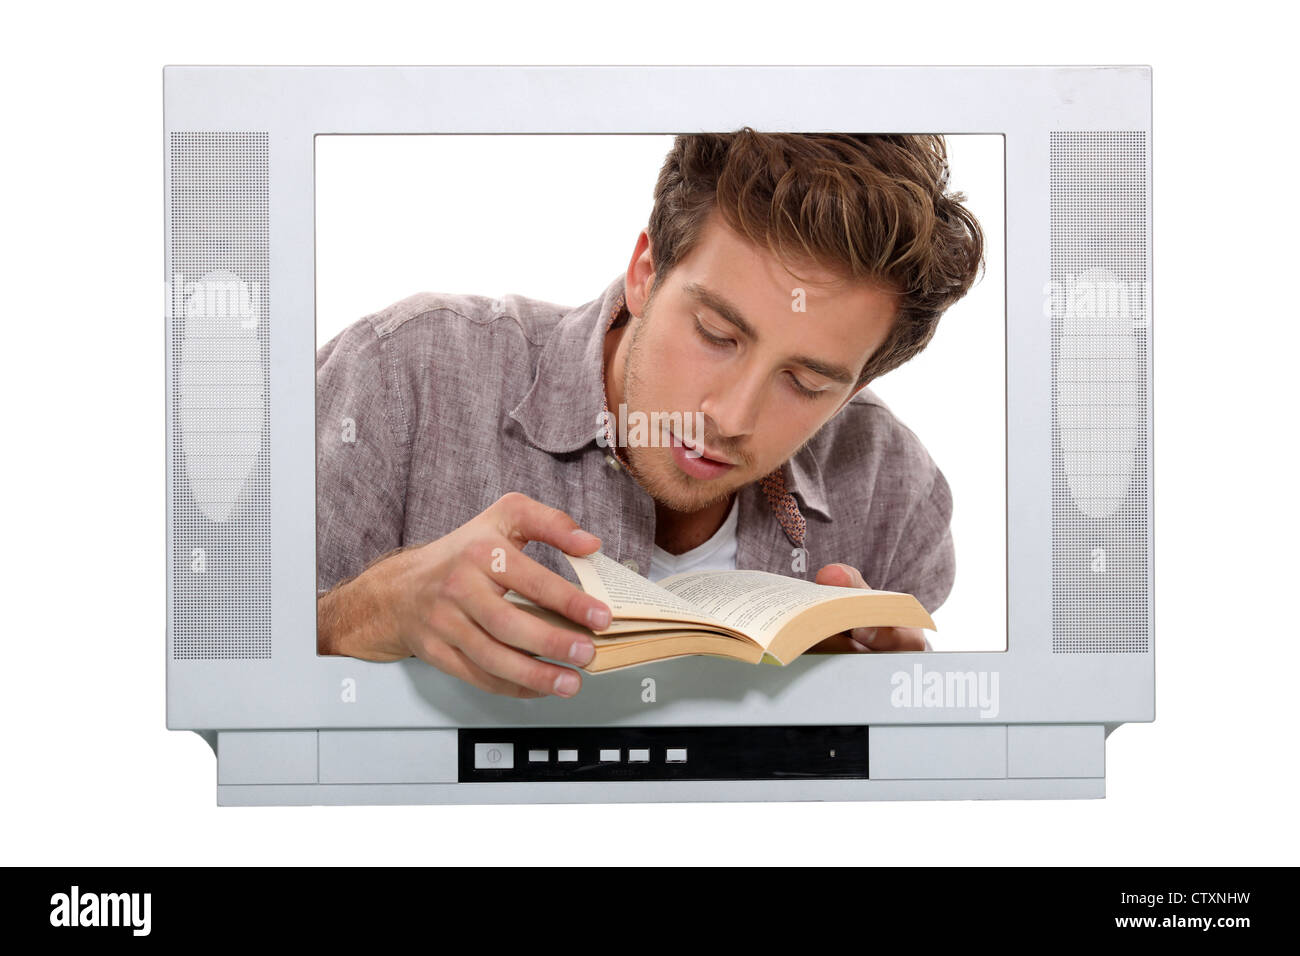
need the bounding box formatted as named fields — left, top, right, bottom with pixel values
left=506, top=550, right=936, bottom=673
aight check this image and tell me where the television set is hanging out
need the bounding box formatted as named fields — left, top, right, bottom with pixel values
left=164, top=65, right=1153, bottom=804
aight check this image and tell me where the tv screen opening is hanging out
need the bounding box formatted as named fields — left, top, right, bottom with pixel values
left=313, top=131, right=1006, bottom=701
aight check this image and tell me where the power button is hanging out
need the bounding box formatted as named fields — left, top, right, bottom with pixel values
left=474, top=743, right=514, bottom=770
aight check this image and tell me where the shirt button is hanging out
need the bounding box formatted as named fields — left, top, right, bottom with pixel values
left=604, top=454, right=622, bottom=471
left=622, top=559, right=639, bottom=574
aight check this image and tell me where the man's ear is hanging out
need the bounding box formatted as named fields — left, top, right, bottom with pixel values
left=625, top=230, right=658, bottom=318
left=832, top=382, right=870, bottom=417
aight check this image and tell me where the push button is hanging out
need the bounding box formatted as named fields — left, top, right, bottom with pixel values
left=665, top=748, right=687, bottom=763
left=474, top=743, right=514, bottom=769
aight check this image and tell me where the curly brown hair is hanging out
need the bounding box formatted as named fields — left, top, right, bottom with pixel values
left=646, top=129, right=985, bottom=386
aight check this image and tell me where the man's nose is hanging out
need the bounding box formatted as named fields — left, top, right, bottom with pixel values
left=700, top=364, right=765, bottom=440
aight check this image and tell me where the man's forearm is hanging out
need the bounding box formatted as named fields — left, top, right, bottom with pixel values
left=317, top=572, right=406, bottom=661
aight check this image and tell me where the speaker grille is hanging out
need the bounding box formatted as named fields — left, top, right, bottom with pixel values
left=1049, top=131, right=1150, bottom=654
left=168, top=132, right=272, bottom=659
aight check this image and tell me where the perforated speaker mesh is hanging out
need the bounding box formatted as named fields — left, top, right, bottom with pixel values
left=1050, top=131, right=1150, bottom=653
left=168, top=132, right=272, bottom=659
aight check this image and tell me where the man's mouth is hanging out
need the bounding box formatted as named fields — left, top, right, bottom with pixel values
left=681, top=435, right=734, bottom=465
left=668, top=428, right=737, bottom=480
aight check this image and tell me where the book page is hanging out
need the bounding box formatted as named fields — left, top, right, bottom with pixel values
left=659, top=569, right=890, bottom=647
left=563, top=551, right=726, bottom=628
left=505, top=591, right=735, bottom=636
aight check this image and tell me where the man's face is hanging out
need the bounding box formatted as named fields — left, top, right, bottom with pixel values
left=614, top=208, right=900, bottom=513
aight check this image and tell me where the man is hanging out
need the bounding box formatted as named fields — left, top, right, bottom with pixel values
left=315, top=129, right=984, bottom=699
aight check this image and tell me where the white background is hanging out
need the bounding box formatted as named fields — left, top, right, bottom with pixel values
left=316, top=133, right=1005, bottom=649
left=3, top=0, right=1296, bottom=866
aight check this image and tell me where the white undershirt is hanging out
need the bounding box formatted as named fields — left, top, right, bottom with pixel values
left=648, top=498, right=739, bottom=583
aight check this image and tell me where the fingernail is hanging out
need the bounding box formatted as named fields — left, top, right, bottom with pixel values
left=553, top=671, right=580, bottom=697
left=570, top=528, right=600, bottom=547
left=587, top=606, right=611, bottom=630
left=569, top=640, right=595, bottom=666
left=858, top=628, right=878, bottom=646
left=850, top=639, right=872, bottom=652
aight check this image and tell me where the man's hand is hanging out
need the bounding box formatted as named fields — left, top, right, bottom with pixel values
left=317, top=492, right=613, bottom=699
left=809, top=563, right=930, bottom=652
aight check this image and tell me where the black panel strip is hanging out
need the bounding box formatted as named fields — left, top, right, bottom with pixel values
left=458, top=726, right=869, bottom=782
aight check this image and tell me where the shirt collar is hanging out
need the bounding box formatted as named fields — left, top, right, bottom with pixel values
left=508, top=273, right=626, bottom=454
left=508, top=272, right=831, bottom=532
left=783, top=445, right=830, bottom=521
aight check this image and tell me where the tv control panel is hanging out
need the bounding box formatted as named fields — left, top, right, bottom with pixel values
left=458, top=726, right=870, bottom=781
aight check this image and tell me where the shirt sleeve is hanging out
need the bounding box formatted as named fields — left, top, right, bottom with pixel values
left=315, top=319, right=410, bottom=593
left=880, top=466, right=957, bottom=621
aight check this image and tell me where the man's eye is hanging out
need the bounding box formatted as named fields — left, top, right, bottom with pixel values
left=693, top=317, right=733, bottom=347
left=786, top=372, right=826, bottom=399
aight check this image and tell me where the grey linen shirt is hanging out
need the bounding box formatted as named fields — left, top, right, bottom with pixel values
left=316, top=273, right=956, bottom=623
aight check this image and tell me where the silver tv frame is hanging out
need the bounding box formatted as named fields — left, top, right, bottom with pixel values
left=164, top=65, right=1154, bottom=804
